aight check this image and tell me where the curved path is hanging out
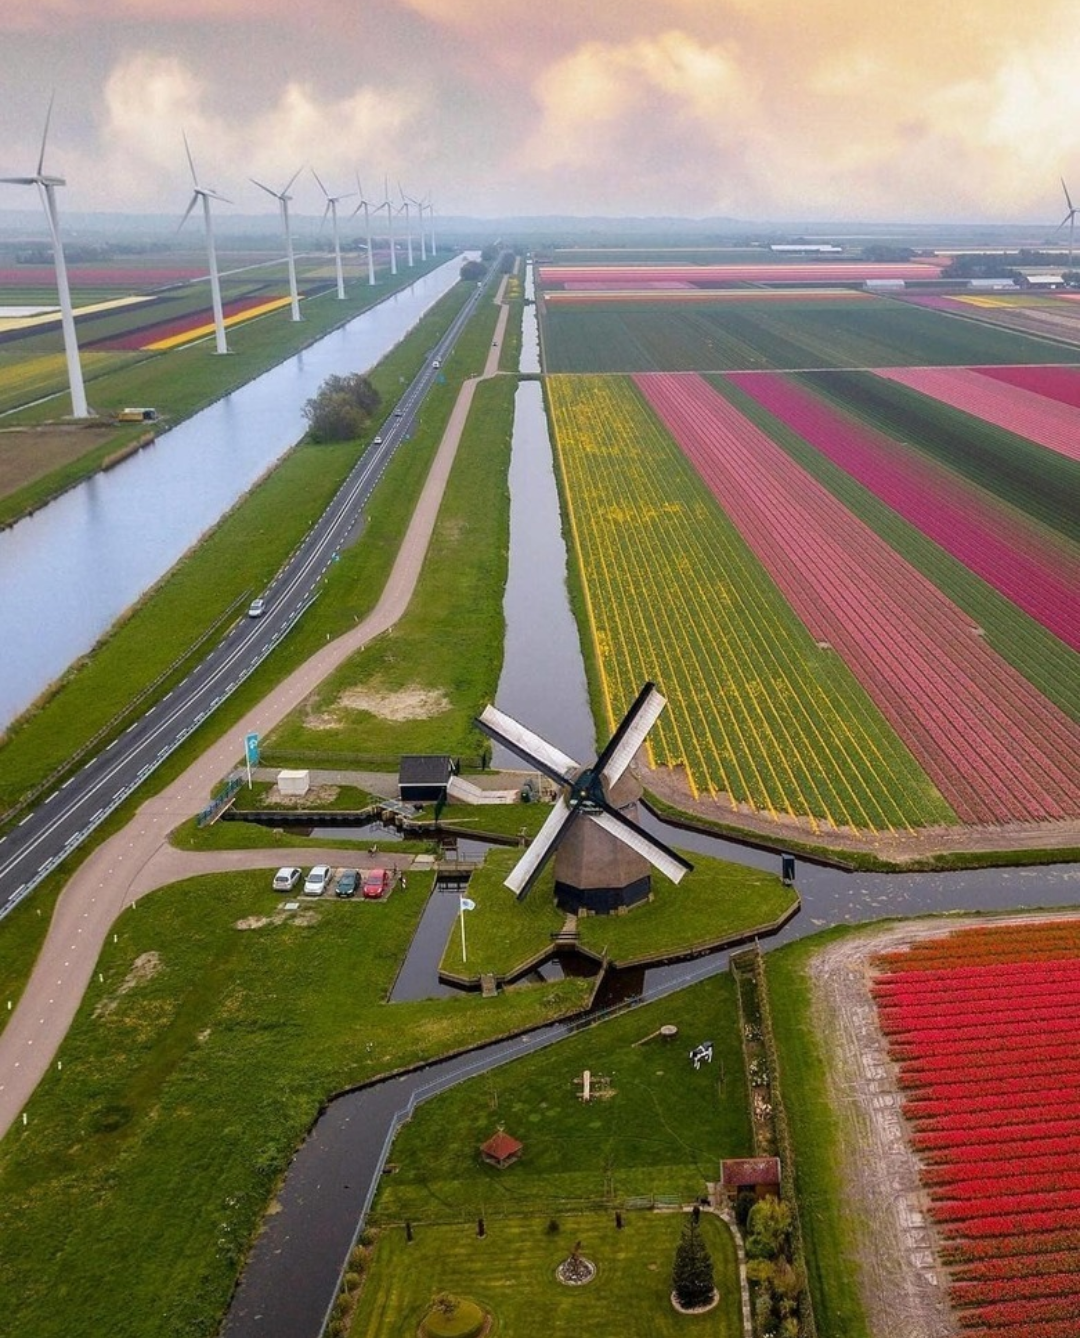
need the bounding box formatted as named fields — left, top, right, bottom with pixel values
left=0, top=280, right=511, bottom=1142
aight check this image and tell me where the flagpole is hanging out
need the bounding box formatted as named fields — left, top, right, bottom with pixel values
left=459, top=895, right=468, bottom=964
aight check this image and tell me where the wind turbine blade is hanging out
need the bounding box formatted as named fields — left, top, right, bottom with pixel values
left=250, top=177, right=278, bottom=199
left=282, top=165, right=303, bottom=195
left=182, top=130, right=199, bottom=185
left=311, top=166, right=329, bottom=198
left=504, top=796, right=576, bottom=897
left=0, top=175, right=41, bottom=186
left=178, top=193, right=199, bottom=232
left=1063, top=177, right=1075, bottom=213
left=37, top=91, right=55, bottom=178
left=596, top=682, right=666, bottom=787
left=585, top=806, right=692, bottom=884
left=476, top=704, right=579, bottom=784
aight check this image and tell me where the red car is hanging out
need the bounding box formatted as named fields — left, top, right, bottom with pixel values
left=362, top=868, right=391, bottom=900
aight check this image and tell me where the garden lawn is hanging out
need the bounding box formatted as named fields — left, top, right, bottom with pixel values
left=353, top=1211, right=742, bottom=1337
left=764, top=930, right=873, bottom=1338
left=0, top=871, right=590, bottom=1338
left=371, top=973, right=752, bottom=1221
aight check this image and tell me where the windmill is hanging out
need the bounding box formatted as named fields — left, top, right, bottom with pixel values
left=398, top=184, right=415, bottom=267
left=351, top=174, right=377, bottom=286
left=1058, top=178, right=1079, bottom=269
left=425, top=193, right=437, bottom=257
left=312, top=168, right=354, bottom=299
left=377, top=177, right=397, bottom=276
left=1, top=97, right=89, bottom=417
left=179, top=133, right=231, bottom=355
left=251, top=167, right=303, bottom=320
left=476, top=682, right=692, bottom=914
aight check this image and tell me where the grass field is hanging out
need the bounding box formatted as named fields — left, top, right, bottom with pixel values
left=539, top=294, right=1080, bottom=373
left=0, top=872, right=591, bottom=1338
left=547, top=373, right=953, bottom=832
left=354, top=1211, right=743, bottom=1337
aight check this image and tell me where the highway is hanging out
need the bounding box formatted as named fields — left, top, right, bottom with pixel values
left=0, top=269, right=495, bottom=921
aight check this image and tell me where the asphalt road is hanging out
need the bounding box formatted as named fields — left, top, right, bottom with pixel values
left=0, top=270, right=493, bottom=922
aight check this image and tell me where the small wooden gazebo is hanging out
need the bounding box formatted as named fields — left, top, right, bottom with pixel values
left=479, top=1129, right=523, bottom=1169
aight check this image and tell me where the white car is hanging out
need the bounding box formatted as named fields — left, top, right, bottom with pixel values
left=373, top=435, right=383, bottom=445
left=432, top=359, right=441, bottom=368
left=247, top=597, right=266, bottom=618
left=303, top=865, right=332, bottom=896
left=272, top=867, right=301, bottom=892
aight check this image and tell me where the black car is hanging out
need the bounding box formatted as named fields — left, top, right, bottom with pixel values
left=335, top=868, right=359, bottom=898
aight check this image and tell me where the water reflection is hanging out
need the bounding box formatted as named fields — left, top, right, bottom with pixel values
left=0, top=259, right=466, bottom=729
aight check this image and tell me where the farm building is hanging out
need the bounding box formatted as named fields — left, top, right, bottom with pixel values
left=1019, top=272, right=1066, bottom=290
left=721, top=1156, right=782, bottom=1201
left=398, top=754, right=455, bottom=803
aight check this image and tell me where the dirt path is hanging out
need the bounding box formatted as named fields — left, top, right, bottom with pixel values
left=0, top=278, right=511, bottom=1142
left=806, top=910, right=1080, bottom=1338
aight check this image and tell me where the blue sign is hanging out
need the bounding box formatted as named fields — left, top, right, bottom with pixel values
left=245, top=732, right=260, bottom=766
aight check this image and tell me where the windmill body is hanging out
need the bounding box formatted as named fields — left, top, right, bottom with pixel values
left=180, top=134, right=230, bottom=355
left=476, top=682, right=692, bottom=914
left=253, top=169, right=303, bottom=321
left=1060, top=178, right=1079, bottom=269
left=353, top=176, right=377, bottom=286
left=398, top=188, right=415, bottom=267
left=1, top=105, right=90, bottom=417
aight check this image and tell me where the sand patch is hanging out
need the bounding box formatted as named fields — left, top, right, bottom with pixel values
left=262, top=783, right=340, bottom=808
left=306, top=684, right=450, bottom=730
left=94, top=950, right=162, bottom=1017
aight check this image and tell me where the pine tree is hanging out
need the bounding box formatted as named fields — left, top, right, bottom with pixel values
left=671, top=1213, right=715, bottom=1309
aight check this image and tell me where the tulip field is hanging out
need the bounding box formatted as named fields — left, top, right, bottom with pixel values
left=871, top=918, right=1080, bottom=1336
left=547, top=374, right=954, bottom=831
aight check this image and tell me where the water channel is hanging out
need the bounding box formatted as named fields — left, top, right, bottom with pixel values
left=221, top=285, right=1080, bottom=1337
left=0, top=256, right=466, bottom=730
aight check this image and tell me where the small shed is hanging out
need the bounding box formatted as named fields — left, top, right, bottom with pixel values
left=277, top=769, right=310, bottom=796
left=479, top=1129, right=523, bottom=1169
left=721, top=1156, right=782, bottom=1201
left=398, top=754, right=454, bottom=803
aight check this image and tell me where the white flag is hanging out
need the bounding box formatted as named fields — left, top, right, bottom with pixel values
left=459, top=896, right=476, bottom=911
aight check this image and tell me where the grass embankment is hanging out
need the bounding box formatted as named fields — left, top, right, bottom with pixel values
left=0, top=873, right=591, bottom=1338
left=763, top=929, right=872, bottom=1338
left=354, top=1211, right=742, bottom=1338
left=440, top=849, right=797, bottom=981
left=371, top=973, right=752, bottom=1222
left=265, top=373, right=515, bottom=760
left=0, top=282, right=503, bottom=1025
left=0, top=257, right=446, bottom=527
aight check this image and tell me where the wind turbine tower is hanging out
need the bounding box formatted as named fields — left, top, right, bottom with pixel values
left=1059, top=178, right=1079, bottom=269
left=312, top=168, right=353, bottom=299
left=180, top=133, right=230, bottom=355
left=426, top=194, right=437, bottom=257
left=252, top=168, right=303, bottom=320
left=352, top=175, right=377, bottom=286
left=398, top=185, right=415, bottom=267
left=404, top=189, right=427, bottom=261
left=1, top=99, right=89, bottom=417
left=381, top=178, right=397, bottom=276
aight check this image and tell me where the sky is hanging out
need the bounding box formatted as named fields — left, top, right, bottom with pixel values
left=2, top=0, right=1080, bottom=224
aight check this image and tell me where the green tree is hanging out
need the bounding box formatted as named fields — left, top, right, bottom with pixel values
left=460, top=259, right=487, bottom=281
left=746, top=1194, right=792, bottom=1260
left=302, top=373, right=381, bottom=443
left=671, top=1213, right=715, bottom=1309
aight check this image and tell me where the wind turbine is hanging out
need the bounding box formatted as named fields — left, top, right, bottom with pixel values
left=425, top=193, right=437, bottom=257
left=1, top=98, right=89, bottom=417
left=380, top=177, right=397, bottom=276
left=179, top=133, right=231, bottom=355
left=312, top=168, right=354, bottom=299
left=403, top=187, right=427, bottom=261
left=351, top=174, right=377, bottom=286
left=251, top=167, right=303, bottom=320
left=397, top=185, right=415, bottom=267
left=1058, top=178, right=1079, bottom=269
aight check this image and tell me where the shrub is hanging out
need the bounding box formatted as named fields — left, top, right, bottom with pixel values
left=420, top=1293, right=486, bottom=1338
left=303, top=373, right=381, bottom=443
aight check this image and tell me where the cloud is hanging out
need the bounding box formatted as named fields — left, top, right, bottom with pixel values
left=71, top=51, right=423, bottom=211
left=1, top=0, right=312, bottom=29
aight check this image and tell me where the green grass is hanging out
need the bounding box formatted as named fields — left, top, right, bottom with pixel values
left=438, top=845, right=796, bottom=981
left=763, top=929, right=873, bottom=1338
left=267, top=372, right=515, bottom=760
left=0, top=871, right=592, bottom=1338
left=371, top=973, right=752, bottom=1221
left=540, top=295, right=1080, bottom=374
left=354, top=1211, right=743, bottom=1337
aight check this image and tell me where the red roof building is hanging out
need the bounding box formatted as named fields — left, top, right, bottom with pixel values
left=479, top=1130, right=523, bottom=1168
left=721, top=1156, right=782, bottom=1199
